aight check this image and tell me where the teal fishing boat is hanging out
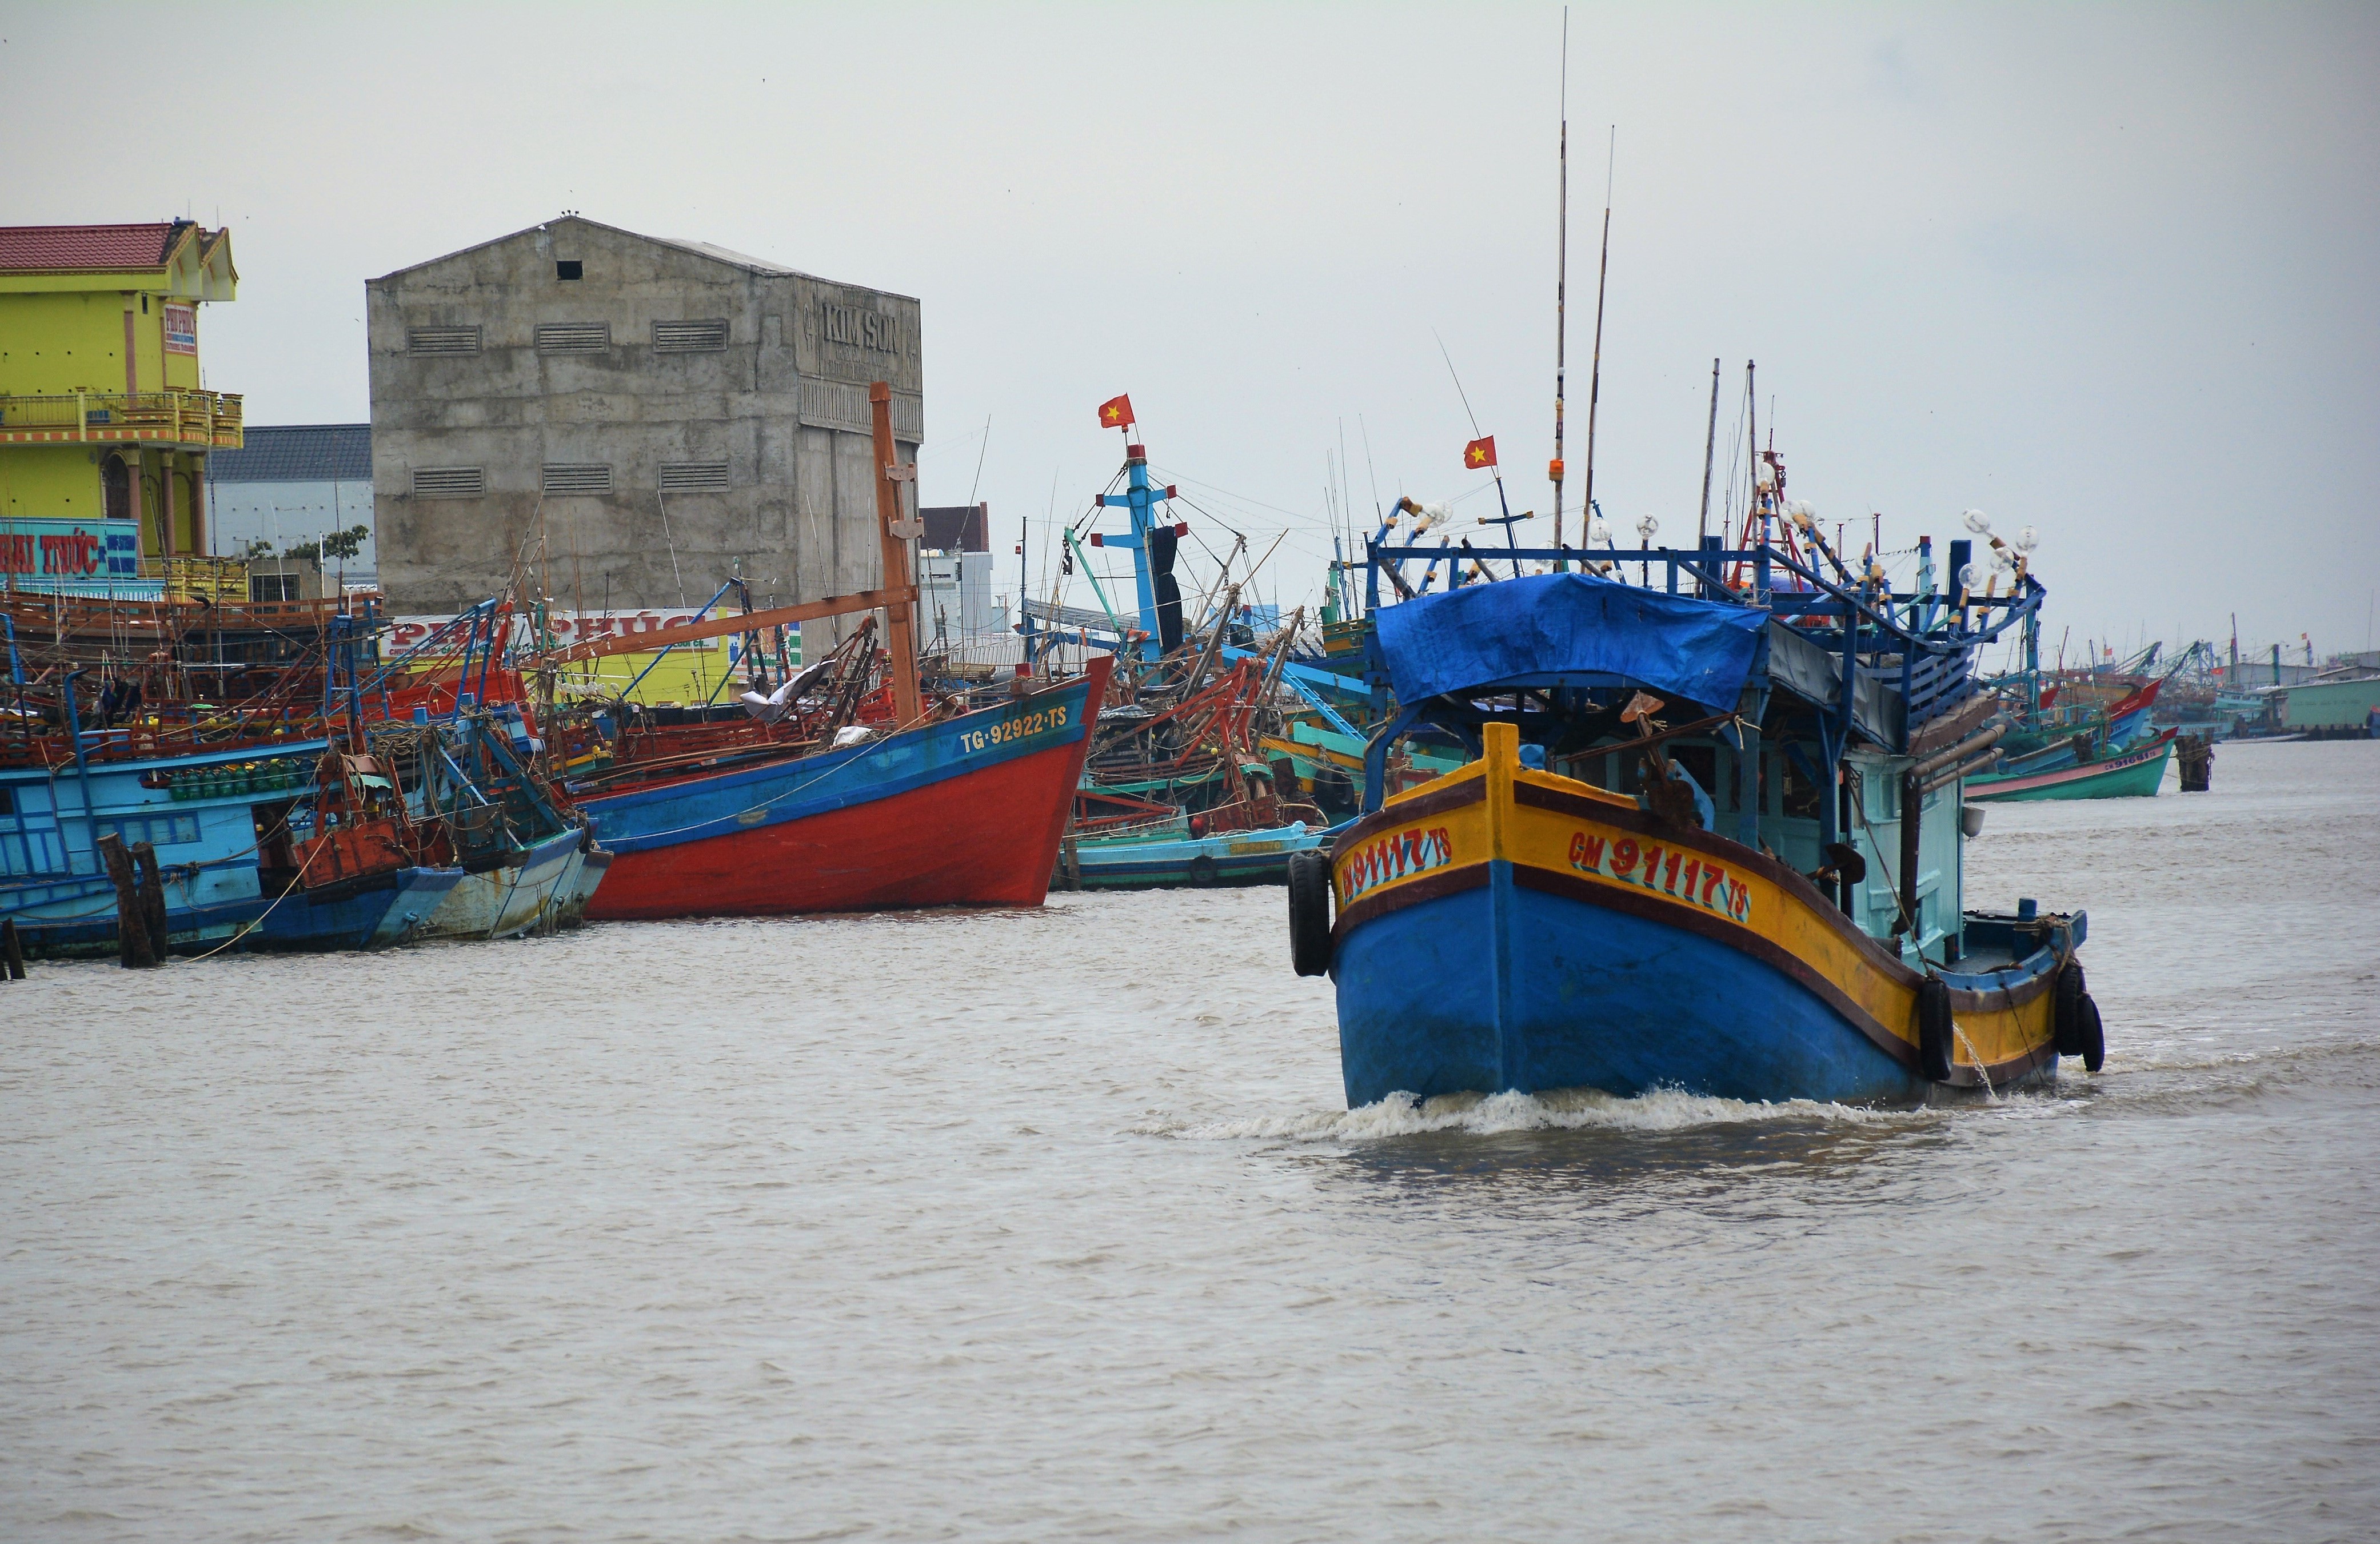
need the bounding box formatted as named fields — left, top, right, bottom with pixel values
left=1964, top=729, right=2176, bottom=803
left=1064, top=818, right=1333, bottom=889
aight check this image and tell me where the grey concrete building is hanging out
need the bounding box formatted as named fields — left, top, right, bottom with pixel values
left=206, top=423, right=376, bottom=588
left=366, top=216, right=921, bottom=652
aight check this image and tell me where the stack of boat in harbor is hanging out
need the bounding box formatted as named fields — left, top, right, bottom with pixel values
left=2, top=382, right=1112, bottom=955
left=1023, top=412, right=1366, bottom=889
left=1964, top=544, right=2186, bottom=803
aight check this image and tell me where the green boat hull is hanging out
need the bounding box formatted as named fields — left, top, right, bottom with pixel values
left=1966, top=736, right=2174, bottom=803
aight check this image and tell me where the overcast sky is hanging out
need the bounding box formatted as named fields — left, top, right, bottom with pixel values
left=6, top=3, right=2374, bottom=660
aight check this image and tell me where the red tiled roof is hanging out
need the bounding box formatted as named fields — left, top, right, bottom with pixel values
left=0, top=222, right=184, bottom=272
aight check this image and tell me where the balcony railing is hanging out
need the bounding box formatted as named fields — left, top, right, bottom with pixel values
left=144, top=556, right=250, bottom=604
left=0, top=390, right=245, bottom=449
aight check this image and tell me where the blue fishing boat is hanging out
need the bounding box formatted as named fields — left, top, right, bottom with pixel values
left=1285, top=510, right=2107, bottom=1110
left=375, top=705, right=600, bottom=939
left=2, top=737, right=462, bottom=957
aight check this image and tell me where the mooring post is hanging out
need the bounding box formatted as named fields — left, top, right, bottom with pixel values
left=97, top=833, right=154, bottom=968
left=1, top=917, right=25, bottom=980
left=131, top=841, right=169, bottom=963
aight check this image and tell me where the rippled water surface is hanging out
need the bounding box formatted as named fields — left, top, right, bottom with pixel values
left=5, top=740, right=2376, bottom=1542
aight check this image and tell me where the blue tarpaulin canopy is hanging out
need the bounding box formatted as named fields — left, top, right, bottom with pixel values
left=1372, top=573, right=1767, bottom=711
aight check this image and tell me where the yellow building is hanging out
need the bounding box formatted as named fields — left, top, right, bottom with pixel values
left=0, top=221, right=242, bottom=594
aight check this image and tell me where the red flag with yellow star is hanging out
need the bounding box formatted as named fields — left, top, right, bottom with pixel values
left=1463, top=435, right=1497, bottom=470
left=1097, top=394, right=1136, bottom=430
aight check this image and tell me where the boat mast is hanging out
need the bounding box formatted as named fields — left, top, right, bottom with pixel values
left=1550, top=8, right=1570, bottom=568
left=1696, top=355, right=1719, bottom=565
left=1579, top=126, right=1614, bottom=572
left=868, top=381, right=924, bottom=723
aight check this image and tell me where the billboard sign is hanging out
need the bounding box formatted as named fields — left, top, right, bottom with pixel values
left=0, top=517, right=144, bottom=585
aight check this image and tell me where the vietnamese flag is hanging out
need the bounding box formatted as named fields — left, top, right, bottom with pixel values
left=1463, top=435, right=1497, bottom=470
left=1098, top=394, right=1136, bottom=430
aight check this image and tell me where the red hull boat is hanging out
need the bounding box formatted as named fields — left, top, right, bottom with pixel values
left=576, top=656, right=1112, bottom=920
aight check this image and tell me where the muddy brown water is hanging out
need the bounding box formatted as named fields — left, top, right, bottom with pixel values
left=3, top=739, right=2374, bottom=1541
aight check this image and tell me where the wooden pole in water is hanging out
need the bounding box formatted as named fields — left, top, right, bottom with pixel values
left=97, top=832, right=154, bottom=968
left=869, top=382, right=925, bottom=725
left=133, top=841, right=169, bottom=961
left=2, top=917, right=25, bottom=980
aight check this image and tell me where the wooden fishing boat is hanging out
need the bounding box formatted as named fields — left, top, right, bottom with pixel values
left=544, top=380, right=1113, bottom=920
left=373, top=707, right=599, bottom=940
left=1257, top=719, right=1464, bottom=816
left=1063, top=816, right=1331, bottom=890
left=1, top=739, right=462, bottom=957
left=418, top=824, right=586, bottom=939
left=1287, top=502, right=2107, bottom=1110
left=577, top=656, right=1111, bottom=917
left=1964, top=728, right=2176, bottom=803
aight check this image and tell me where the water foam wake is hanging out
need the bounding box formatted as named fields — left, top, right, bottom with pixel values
left=1156, top=1086, right=1936, bottom=1143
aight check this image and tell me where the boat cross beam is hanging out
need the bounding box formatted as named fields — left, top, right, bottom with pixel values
left=539, top=586, right=920, bottom=665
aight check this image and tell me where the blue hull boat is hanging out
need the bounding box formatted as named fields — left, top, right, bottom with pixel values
left=1288, top=506, right=2109, bottom=1110
left=3, top=740, right=462, bottom=957
left=1330, top=751, right=2073, bottom=1108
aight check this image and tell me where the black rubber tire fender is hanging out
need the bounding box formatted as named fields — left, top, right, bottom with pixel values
left=1287, top=850, right=1334, bottom=978
left=2054, top=961, right=2088, bottom=1058
left=1187, top=854, right=1220, bottom=887
left=1916, top=975, right=1955, bottom=1083
left=2078, top=993, right=2105, bottom=1072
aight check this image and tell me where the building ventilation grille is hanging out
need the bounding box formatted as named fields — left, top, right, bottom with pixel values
left=407, top=325, right=481, bottom=356
left=534, top=322, right=610, bottom=354
left=411, top=466, right=485, bottom=498
left=541, top=462, right=613, bottom=495
left=412, top=466, right=485, bottom=497
left=659, top=460, right=730, bottom=493
left=653, top=318, right=730, bottom=353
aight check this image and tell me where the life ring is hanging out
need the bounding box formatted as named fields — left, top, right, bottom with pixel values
left=1287, top=850, right=1333, bottom=977
left=1916, top=975, right=1955, bottom=1083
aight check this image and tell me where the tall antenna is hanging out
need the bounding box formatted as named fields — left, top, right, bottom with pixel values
left=1579, top=126, right=1614, bottom=561
left=1550, top=7, right=1570, bottom=566
left=1696, top=356, right=1720, bottom=552
left=1359, top=414, right=1384, bottom=523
